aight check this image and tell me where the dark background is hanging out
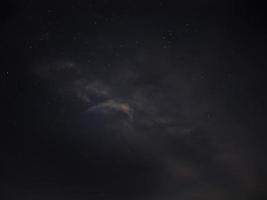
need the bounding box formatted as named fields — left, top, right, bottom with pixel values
left=1, top=1, right=267, bottom=199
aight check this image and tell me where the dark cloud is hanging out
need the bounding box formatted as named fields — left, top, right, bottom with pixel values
left=32, top=51, right=263, bottom=199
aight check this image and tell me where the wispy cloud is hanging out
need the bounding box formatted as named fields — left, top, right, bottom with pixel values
left=88, top=99, right=133, bottom=120
left=34, top=60, right=261, bottom=199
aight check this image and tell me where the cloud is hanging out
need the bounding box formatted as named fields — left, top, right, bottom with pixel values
left=34, top=60, right=261, bottom=199
left=87, top=99, right=133, bottom=120
left=73, top=79, right=110, bottom=104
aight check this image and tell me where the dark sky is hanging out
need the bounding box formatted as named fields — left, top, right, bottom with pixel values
left=1, top=0, right=267, bottom=199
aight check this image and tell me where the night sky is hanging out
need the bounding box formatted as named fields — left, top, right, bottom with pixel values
left=1, top=0, right=267, bottom=199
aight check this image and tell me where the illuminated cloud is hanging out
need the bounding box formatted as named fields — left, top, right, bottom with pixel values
left=88, top=99, right=133, bottom=119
